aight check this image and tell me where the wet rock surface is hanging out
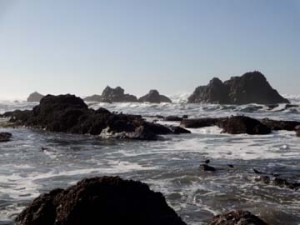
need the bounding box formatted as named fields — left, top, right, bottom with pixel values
left=2, top=94, right=189, bottom=140
left=0, top=132, right=12, bottom=142
left=139, top=90, right=172, bottom=103
left=209, top=210, right=268, bottom=225
left=217, top=116, right=272, bottom=135
left=188, top=71, right=289, bottom=105
left=15, top=176, right=187, bottom=225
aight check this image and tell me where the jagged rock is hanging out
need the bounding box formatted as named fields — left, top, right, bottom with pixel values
left=0, top=132, right=12, bottom=142
left=15, top=176, right=187, bottom=225
left=83, top=94, right=102, bottom=102
left=2, top=94, right=189, bottom=140
left=188, top=71, right=289, bottom=105
left=210, top=210, right=268, bottom=225
left=139, top=90, right=172, bottom=103
left=27, top=92, right=44, bottom=102
left=260, top=118, right=300, bottom=131
left=218, top=116, right=271, bottom=135
left=101, top=86, right=138, bottom=102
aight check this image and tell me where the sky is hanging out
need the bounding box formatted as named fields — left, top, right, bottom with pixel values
left=0, top=0, right=299, bottom=99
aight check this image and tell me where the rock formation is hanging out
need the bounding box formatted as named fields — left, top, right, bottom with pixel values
left=15, top=176, right=187, bottom=225
left=101, top=86, right=138, bottom=102
left=27, top=92, right=44, bottom=102
left=139, top=90, right=172, bottom=103
left=188, top=71, right=289, bottom=104
left=2, top=94, right=189, bottom=140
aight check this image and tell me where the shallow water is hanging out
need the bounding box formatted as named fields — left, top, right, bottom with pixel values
left=0, top=98, right=299, bottom=224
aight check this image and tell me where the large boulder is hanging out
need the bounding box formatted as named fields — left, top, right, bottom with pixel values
left=15, top=176, right=187, bottom=225
left=188, top=71, right=289, bottom=105
left=217, top=116, right=271, bottom=135
left=3, top=94, right=189, bottom=140
left=101, top=86, right=138, bottom=102
left=139, top=90, right=172, bottom=103
left=210, top=210, right=268, bottom=225
left=27, top=92, right=44, bottom=102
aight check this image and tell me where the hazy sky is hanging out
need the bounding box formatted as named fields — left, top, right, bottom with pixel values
left=0, top=0, right=299, bottom=99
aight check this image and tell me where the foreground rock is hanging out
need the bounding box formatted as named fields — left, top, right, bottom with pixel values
left=27, top=92, right=44, bottom=102
left=260, top=118, right=300, bottom=131
left=210, top=210, right=268, bottom=225
left=15, top=176, right=187, bottom=225
left=139, top=90, right=172, bottom=103
left=0, top=132, right=12, bottom=142
left=188, top=71, right=289, bottom=104
left=2, top=94, right=189, bottom=140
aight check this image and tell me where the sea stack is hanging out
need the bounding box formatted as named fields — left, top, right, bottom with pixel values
left=188, top=71, right=289, bottom=105
left=139, top=90, right=172, bottom=103
left=27, top=92, right=44, bottom=102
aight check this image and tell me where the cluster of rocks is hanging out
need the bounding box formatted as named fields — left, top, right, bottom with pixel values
left=15, top=176, right=269, bottom=225
left=188, top=71, right=289, bottom=105
left=84, top=86, right=172, bottom=103
left=3, top=94, right=189, bottom=140
left=27, top=87, right=172, bottom=104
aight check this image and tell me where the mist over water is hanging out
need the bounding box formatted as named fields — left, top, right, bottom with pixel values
left=0, top=95, right=299, bottom=224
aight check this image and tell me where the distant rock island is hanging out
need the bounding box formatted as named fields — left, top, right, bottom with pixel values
left=84, top=86, right=138, bottom=102
left=188, top=71, right=289, bottom=105
left=84, top=87, right=172, bottom=103
left=27, top=92, right=44, bottom=102
left=138, top=90, right=172, bottom=103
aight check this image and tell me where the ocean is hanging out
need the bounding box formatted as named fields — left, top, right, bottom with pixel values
left=0, top=94, right=299, bottom=225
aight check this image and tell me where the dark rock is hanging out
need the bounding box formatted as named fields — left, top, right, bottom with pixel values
left=83, top=94, right=102, bottom=102
left=209, top=210, right=268, bottom=225
left=164, top=116, right=184, bottom=122
left=188, top=71, right=289, bottom=105
left=27, top=92, right=44, bottom=102
left=0, top=132, right=12, bottom=142
left=3, top=94, right=188, bottom=140
left=16, top=176, right=187, bottom=225
left=139, top=90, right=172, bottom=103
left=200, top=164, right=216, bottom=172
left=101, top=86, right=138, bottom=102
left=260, top=118, right=300, bottom=131
left=218, top=116, right=271, bottom=135
left=295, top=125, right=300, bottom=137
left=181, top=118, right=220, bottom=128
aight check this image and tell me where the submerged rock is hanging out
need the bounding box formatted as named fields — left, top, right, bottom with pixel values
left=188, top=71, right=289, bottom=105
left=139, top=90, right=172, bottom=103
left=0, top=132, right=12, bottom=142
left=27, top=92, right=44, bottom=102
left=180, top=118, right=220, bottom=128
left=260, top=118, right=300, bottom=131
left=15, top=176, right=187, bottom=225
left=3, top=94, right=189, bottom=140
left=210, top=210, right=268, bottom=225
left=295, top=125, right=300, bottom=137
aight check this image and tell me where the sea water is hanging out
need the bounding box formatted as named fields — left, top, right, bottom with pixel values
left=0, top=95, right=299, bottom=225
